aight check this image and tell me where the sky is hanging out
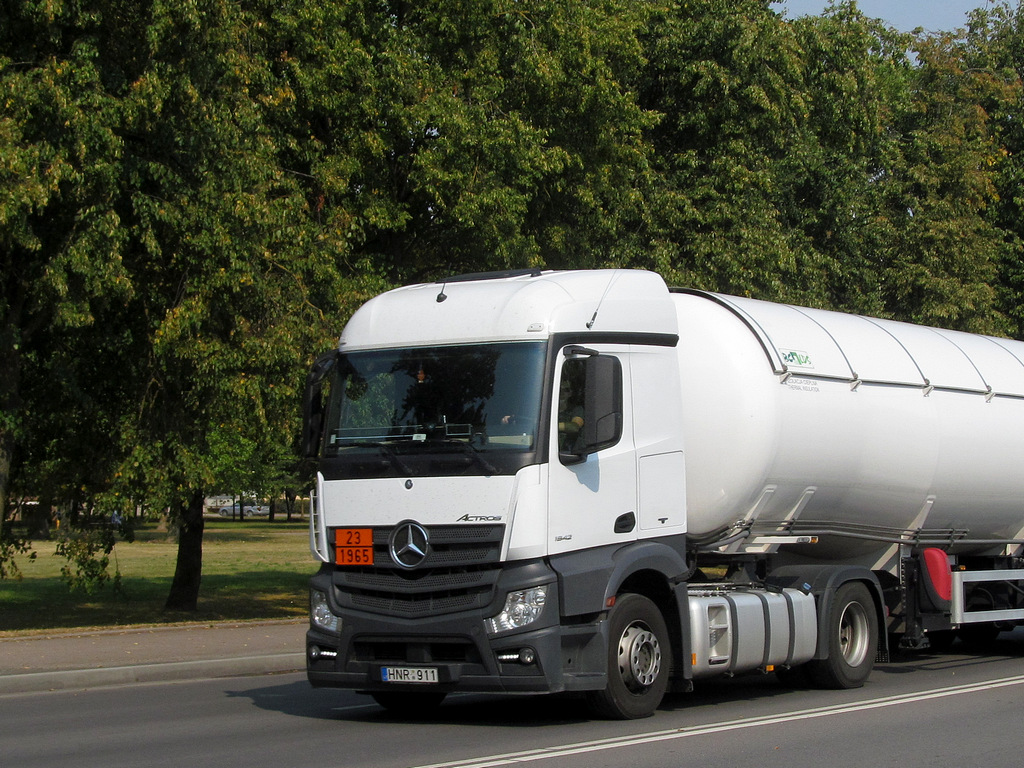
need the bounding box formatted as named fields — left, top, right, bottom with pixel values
left=774, top=1, right=1003, bottom=33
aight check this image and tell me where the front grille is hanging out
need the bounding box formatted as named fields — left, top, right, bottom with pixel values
left=349, top=589, right=488, bottom=615
left=345, top=569, right=491, bottom=592
left=353, top=639, right=479, bottom=665
left=332, top=524, right=505, bottom=618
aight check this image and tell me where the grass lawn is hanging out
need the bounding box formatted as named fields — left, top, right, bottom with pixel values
left=0, top=520, right=317, bottom=634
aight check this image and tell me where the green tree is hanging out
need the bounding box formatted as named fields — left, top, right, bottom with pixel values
left=7, top=0, right=1021, bottom=605
left=789, top=2, right=1011, bottom=332
left=263, top=0, right=658, bottom=284
left=643, top=0, right=1011, bottom=332
left=103, top=0, right=348, bottom=610
left=786, top=3, right=915, bottom=316
left=959, top=1, right=1024, bottom=337
left=883, top=26, right=1014, bottom=332
left=641, top=0, right=819, bottom=302
left=1, top=1, right=351, bottom=604
left=1, top=0, right=139, bottom=572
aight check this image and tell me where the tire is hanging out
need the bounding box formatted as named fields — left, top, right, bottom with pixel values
left=809, top=581, right=878, bottom=689
left=586, top=593, right=671, bottom=719
left=370, top=691, right=447, bottom=714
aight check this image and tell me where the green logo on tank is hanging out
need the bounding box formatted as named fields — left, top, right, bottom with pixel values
left=780, top=349, right=813, bottom=368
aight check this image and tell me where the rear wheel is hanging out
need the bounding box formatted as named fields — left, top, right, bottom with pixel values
left=586, top=593, right=671, bottom=719
left=809, top=582, right=878, bottom=689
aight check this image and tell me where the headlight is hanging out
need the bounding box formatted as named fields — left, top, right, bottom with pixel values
left=485, top=586, right=548, bottom=635
left=310, top=589, right=341, bottom=633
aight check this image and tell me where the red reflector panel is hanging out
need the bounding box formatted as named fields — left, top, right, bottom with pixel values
left=923, top=547, right=952, bottom=602
left=335, top=528, right=374, bottom=566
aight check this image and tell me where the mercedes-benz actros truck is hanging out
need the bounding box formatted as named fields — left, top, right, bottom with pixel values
left=302, top=269, right=1024, bottom=718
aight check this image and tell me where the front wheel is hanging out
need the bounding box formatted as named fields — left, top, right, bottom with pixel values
left=809, top=581, right=878, bottom=689
left=586, top=593, right=671, bottom=719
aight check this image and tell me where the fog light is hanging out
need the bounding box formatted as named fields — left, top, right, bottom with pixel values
left=496, top=647, right=537, bottom=665
left=309, top=645, right=338, bottom=661
left=485, top=586, right=548, bottom=635
left=310, top=589, right=341, bottom=633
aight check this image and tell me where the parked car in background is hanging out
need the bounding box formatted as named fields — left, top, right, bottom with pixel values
left=217, top=504, right=270, bottom=518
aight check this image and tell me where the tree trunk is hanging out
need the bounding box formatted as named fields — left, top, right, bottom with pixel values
left=0, top=312, right=22, bottom=526
left=164, top=490, right=205, bottom=611
left=0, top=428, right=13, bottom=529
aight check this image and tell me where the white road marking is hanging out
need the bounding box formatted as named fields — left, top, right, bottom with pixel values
left=411, top=674, right=1024, bottom=768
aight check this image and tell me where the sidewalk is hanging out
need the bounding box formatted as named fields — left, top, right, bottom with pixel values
left=0, top=619, right=307, bottom=695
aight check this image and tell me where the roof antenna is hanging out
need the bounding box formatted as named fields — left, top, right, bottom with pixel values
left=436, top=282, right=448, bottom=303
left=586, top=271, right=621, bottom=329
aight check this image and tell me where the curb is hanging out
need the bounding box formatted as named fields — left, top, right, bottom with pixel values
left=0, top=652, right=306, bottom=695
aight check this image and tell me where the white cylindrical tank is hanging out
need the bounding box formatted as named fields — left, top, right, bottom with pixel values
left=673, top=290, right=1024, bottom=558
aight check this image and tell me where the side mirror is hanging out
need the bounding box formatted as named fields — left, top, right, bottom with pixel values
left=582, top=354, right=622, bottom=454
left=301, top=351, right=337, bottom=459
left=558, top=351, right=623, bottom=464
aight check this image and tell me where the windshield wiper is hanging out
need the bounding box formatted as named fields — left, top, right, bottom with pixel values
left=436, top=439, right=499, bottom=475
left=343, top=441, right=414, bottom=476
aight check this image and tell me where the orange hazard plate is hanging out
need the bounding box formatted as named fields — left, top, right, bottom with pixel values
left=335, top=528, right=374, bottom=566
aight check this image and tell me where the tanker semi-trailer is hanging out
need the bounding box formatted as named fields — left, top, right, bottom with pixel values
left=301, top=268, right=1024, bottom=719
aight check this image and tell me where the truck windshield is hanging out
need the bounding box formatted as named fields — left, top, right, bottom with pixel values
left=321, top=342, right=546, bottom=477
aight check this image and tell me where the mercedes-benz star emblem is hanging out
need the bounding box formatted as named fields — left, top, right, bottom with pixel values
left=388, top=521, right=429, bottom=569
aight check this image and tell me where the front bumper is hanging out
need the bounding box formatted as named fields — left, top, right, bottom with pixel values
left=306, top=561, right=607, bottom=695
left=307, top=621, right=566, bottom=694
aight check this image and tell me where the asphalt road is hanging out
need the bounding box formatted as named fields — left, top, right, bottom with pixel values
left=4, top=634, right=1024, bottom=768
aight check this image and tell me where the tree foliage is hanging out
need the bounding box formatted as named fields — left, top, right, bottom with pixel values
left=4, top=0, right=1024, bottom=605
left=642, top=0, right=815, bottom=300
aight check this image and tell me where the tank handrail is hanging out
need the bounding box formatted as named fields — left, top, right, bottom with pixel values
left=749, top=520, right=1024, bottom=549
left=761, top=517, right=965, bottom=536
left=781, top=370, right=993, bottom=396
left=752, top=519, right=969, bottom=546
